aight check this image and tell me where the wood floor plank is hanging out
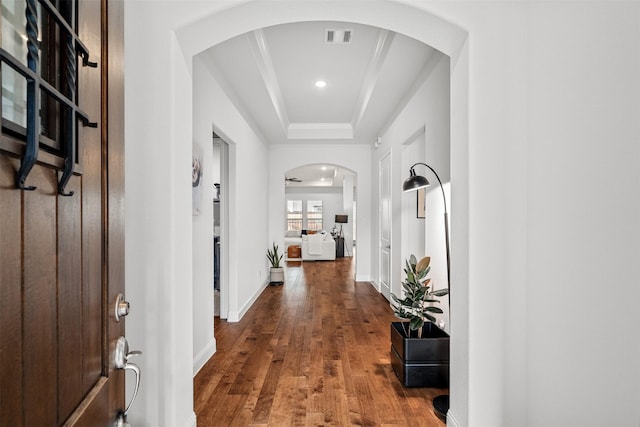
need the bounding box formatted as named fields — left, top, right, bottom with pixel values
left=269, top=375, right=307, bottom=425
left=195, top=256, right=447, bottom=426
left=251, top=342, right=286, bottom=423
left=352, top=375, right=380, bottom=426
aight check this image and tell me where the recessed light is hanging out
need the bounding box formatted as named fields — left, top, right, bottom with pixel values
left=315, top=80, right=327, bottom=88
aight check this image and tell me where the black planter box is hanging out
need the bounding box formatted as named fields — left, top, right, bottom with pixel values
left=390, top=321, right=450, bottom=387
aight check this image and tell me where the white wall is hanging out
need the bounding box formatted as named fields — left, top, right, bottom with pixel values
left=525, top=3, right=640, bottom=426
left=400, top=131, right=425, bottom=265
left=193, top=55, right=272, bottom=326
left=374, top=52, right=451, bottom=331
left=124, top=2, right=640, bottom=427
left=212, top=141, right=221, bottom=186
left=270, top=144, right=372, bottom=280
left=191, top=133, right=215, bottom=375
left=342, top=175, right=355, bottom=256
left=398, top=131, right=453, bottom=331
left=124, top=5, right=196, bottom=425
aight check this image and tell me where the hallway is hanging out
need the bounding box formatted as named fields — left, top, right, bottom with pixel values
left=194, top=257, right=447, bottom=426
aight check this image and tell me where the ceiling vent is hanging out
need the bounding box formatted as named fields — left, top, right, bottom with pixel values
left=326, top=29, right=352, bottom=44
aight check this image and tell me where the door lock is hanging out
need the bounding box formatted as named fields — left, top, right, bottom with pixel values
left=115, top=293, right=130, bottom=321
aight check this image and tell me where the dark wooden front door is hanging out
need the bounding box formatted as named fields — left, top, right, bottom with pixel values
left=0, top=0, right=126, bottom=425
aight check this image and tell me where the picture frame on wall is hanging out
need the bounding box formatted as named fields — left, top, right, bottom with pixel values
left=417, top=188, right=426, bottom=218
left=192, top=143, right=203, bottom=216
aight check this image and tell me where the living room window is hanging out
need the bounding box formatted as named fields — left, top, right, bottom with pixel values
left=306, top=200, right=323, bottom=231
left=287, top=200, right=302, bottom=231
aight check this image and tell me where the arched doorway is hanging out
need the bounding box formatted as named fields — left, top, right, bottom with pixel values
left=284, top=163, right=357, bottom=263
left=178, top=4, right=469, bottom=421
left=125, top=2, right=469, bottom=426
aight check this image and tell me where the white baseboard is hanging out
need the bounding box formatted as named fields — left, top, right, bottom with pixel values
left=193, top=339, right=216, bottom=376
left=182, top=412, right=197, bottom=427
left=228, top=280, right=270, bottom=322
left=365, top=280, right=380, bottom=292
left=447, top=408, right=462, bottom=427
left=355, top=274, right=371, bottom=282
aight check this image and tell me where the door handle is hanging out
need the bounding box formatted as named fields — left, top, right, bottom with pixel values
left=114, top=336, right=142, bottom=417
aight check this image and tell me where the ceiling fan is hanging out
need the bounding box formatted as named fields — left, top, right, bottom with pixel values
left=285, top=176, right=302, bottom=183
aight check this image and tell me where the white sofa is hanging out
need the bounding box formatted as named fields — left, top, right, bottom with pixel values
left=301, top=233, right=336, bottom=261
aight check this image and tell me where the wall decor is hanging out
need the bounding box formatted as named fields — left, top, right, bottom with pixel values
left=417, top=188, right=426, bottom=218
left=192, top=143, right=203, bottom=215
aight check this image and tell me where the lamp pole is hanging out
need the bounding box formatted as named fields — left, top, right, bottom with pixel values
left=405, top=162, right=450, bottom=292
left=403, top=162, right=450, bottom=421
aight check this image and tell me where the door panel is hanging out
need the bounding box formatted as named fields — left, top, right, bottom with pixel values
left=0, top=0, right=126, bottom=425
left=23, top=168, right=58, bottom=426
left=0, top=156, right=21, bottom=426
left=79, top=0, right=104, bottom=399
left=58, top=177, right=85, bottom=421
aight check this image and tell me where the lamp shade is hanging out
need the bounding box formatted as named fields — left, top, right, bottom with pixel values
left=335, top=214, right=348, bottom=224
left=402, top=169, right=430, bottom=192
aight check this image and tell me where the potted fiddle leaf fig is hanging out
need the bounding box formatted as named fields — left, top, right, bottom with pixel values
left=266, top=242, right=284, bottom=285
left=390, top=255, right=450, bottom=387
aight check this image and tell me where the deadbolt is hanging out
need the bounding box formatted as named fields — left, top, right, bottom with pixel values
left=115, top=293, right=130, bottom=321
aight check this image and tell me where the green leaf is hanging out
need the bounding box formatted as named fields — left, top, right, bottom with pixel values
left=409, top=317, right=424, bottom=331
left=406, top=270, right=415, bottom=283
left=409, top=254, right=417, bottom=267
left=417, top=266, right=431, bottom=280
left=266, top=241, right=283, bottom=267
left=394, top=255, right=447, bottom=332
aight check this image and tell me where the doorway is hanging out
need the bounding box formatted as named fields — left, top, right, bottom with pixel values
left=213, top=134, right=229, bottom=319
left=125, top=2, right=469, bottom=426
left=284, top=163, right=357, bottom=270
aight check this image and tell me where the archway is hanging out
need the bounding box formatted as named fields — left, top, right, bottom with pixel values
left=178, top=3, right=469, bottom=425
left=126, top=2, right=470, bottom=426
left=284, top=163, right=357, bottom=262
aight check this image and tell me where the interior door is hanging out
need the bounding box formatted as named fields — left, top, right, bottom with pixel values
left=379, top=152, right=391, bottom=300
left=0, top=0, right=127, bottom=425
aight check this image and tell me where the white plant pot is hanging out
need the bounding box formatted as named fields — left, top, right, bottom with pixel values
left=270, top=267, right=284, bottom=285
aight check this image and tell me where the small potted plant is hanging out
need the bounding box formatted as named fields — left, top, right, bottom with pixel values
left=266, top=242, right=284, bottom=285
left=390, top=255, right=450, bottom=387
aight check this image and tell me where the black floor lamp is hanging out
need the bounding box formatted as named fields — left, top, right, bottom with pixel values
left=402, top=162, right=450, bottom=422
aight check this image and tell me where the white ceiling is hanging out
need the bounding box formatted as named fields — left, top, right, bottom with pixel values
left=285, top=164, right=353, bottom=188
left=200, top=20, right=441, bottom=185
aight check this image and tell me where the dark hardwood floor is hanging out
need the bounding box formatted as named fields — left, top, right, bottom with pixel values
left=194, top=255, right=447, bottom=426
